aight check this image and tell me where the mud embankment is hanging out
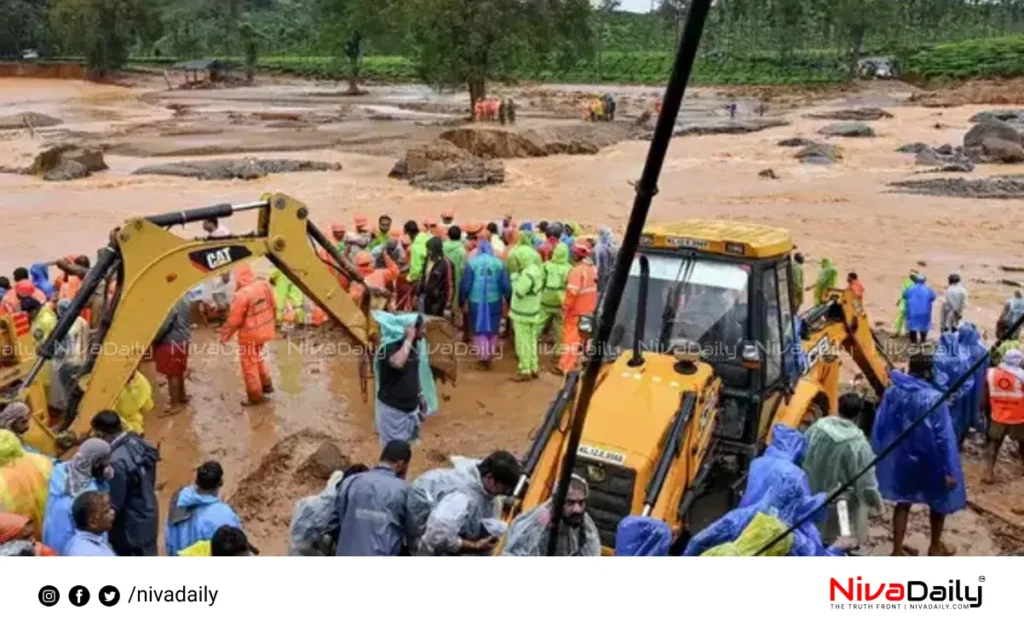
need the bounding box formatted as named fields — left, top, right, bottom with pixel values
left=0, top=61, right=88, bottom=80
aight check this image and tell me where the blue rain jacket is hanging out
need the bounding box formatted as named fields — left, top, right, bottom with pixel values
left=684, top=426, right=838, bottom=557
left=871, top=371, right=966, bottom=515
left=460, top=241, right=510, bottom=336
left=30, top=263, right=55, bottom=300
left=165, top=485, right=242, bottom=556
left=615, top=516, right=672, bottom=556
left=935, top=332, right=976, bottom=439
left=958, top=324, right=988, bottom=434
left=42, top=462, right=108, bottom=554
left=903, top=281, right=937, bottom=333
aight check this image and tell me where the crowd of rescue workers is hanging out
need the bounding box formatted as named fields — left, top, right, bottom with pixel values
left=0, top=211, right=1022, bottom=557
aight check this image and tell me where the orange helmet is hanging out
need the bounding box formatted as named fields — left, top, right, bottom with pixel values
left=463, top=221, right=483, bottom=235
left=572, top=243, right=592, bottom=259
left=440, top=210, right=455, bottom=222
left=354, top=215, right=369, bottom=231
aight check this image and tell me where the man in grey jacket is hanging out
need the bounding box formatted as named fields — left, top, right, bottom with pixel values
left=941, top=273, right=968, bottom=333
left=328, top=440, right=412, bottom=556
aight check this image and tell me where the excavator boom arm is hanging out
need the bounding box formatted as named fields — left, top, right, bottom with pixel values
left=29, top=192, right=372, bottom=448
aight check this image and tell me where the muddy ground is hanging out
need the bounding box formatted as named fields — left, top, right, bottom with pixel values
left=3, top=72, right=1024, bottom=555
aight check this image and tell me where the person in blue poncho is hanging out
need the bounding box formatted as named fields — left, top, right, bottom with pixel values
left=935, top=331, right=975, bottom=443
left=29, top=263, right=55, bottom=300
left=166, top=461, right=242, bottom=556
left=42, top=438, right=113, bottom=554
left=460, top=240, right=511, bottom=367
left=872, top=353, right=965, bottom=556
left=958, top=323, right=988, bottom=440
left=683, top=426, right=844, bottom=557
left=903, top=275, right=937, bottom=343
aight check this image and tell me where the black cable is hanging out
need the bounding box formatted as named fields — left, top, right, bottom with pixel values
left=752, top=315, right=1024, bottom=556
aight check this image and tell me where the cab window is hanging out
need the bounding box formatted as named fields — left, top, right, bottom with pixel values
left=761, top=267, right=782, bottom=385
left=776, top=261, right=796, bottom=381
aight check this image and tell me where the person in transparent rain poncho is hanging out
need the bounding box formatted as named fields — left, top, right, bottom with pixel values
left=405, top=452, right=519, bottom=556
left=502, top=473, right=600, bottom=556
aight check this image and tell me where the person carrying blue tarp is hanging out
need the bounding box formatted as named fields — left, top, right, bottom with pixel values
left=935, top=331, right=975, bottom=443
left=958, top=323, right=988, bottom=439
left=872, top=352, right=965, bottom=556
left=683, top=426, right=846, bottom=557
left=371, top=312, right=439, bottom=447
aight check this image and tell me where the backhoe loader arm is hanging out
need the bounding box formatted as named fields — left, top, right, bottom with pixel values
left=27, top=192, right=373, bottom=448
left=804, top=288, right=891, bottom=397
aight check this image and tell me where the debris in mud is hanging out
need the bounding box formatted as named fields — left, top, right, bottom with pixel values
left=817, top=122, right=875, bottom=138
left=296, top=441, right=349, bottom=481
left=897, top=142, right=931, bottom=154
left=671, top=118, right=788, bottom=138
left=758, top=168, right=779, bottom=179
left=132, top=158, right=342, bottom=180
left=805, top=107, right=893, bottom=121
left=932, top=162, right=975, bottom=173
left=23, top=144, right=108, bottom=181
left=778, top=137, right=812, bottom=147
left=913, top=145, right=975, bottom=172
left=389, top=139, right=505, bottom=192
left=1000, top=265, right=1024, bottom=273
left=0, top=111, right=63, bottom=130
left=889, top=175, right=1024, bottom=199
left=439, top=123, right=636, bottom=159
left=794, top=143, right=842, bottom=165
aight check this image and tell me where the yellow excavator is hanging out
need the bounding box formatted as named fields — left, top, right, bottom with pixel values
left=0, top=192, right=456, bottom=457
left=500, top=221, right=892, bottom=554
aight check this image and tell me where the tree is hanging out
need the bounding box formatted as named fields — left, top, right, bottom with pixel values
left=318, top=0, right=397, bottom=94
left=49, top=0, right=157, bottom=73
left=595, top=0, right=621, bottom=76
left=408, top=0, right=592, bottom=110
left=0, top=0, right=48, bottom=58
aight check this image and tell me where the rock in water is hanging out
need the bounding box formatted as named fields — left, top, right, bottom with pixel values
left=758, top=169, right=779, bottom=179
left=778, top=137, right=813, bottom=147
left=969, top=110, right=1024, bottom=124
left=937, top=162, right=975, bottom=173
left=132, top=158, right=342, bottom=180
left=915, top=148, right=944, bottom=166
left=63, top=148, right=108, bottom=172
left=795, top=143, right=842, bottom=164
left=964, top=120, right=1022, bottom=148
left=43, top=159, right=90, bottom=181
left=806, top=108, right=894, bottom=121
left=674, top=119, right=788, bottom=137
left=890, top=176, right=1024, bottom=199
left=980, top=138, right=1024, bottom=163
left=391, top=139, right=505, bottom=191
left=897, top=142, right=931, bottom=154
left=817, top=122, right=875, bottom=138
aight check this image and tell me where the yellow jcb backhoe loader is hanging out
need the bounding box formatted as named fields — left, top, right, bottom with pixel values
left=499, top=220, right=891, bottom=555
left=0, top=192, right=457, bottom=457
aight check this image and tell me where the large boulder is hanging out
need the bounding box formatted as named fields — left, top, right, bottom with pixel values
left=29, top=144, right=107, bottom=178
left=778, top=137, right=813, bottom=147
left=817, top=122, right=875, bottom=138
left=439, top=124, right=635, bottom=159
left=915, top=148, right=945, bottom=166
left=43, top=159, right=90, bottom=182
left=795, top=143, right=842, bottom=165
left=980, top=137, right=1024, bottom=163
left=969, top=110, right=1024, bottom=125
left=964, top=120, right=1022, bottom=149
left=390, top=139, right=505, bottom=191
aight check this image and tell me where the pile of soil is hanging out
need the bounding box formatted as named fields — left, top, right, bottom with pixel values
left=389, top=139, right=505, bottom=191
left=132, top=158, right=343, bottom=180
left=805, top=107, right=893, bottom=121
left=889, top=176, right=1024, bottom=198
left=229, top=430, right=350, bottom=554
left=22, top=144, right=108, bottom=181
left=439, top=123, right=637, bottom=159
left=0, top=111, right=63, bottom=130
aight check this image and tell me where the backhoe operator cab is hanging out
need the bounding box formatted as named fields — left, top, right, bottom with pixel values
left=505, top=220, right=832, bottom=556
left=609, top=221, right=800, bottom=454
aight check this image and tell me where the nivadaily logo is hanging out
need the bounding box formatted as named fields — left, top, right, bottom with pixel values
left=829, top=576, right=984, bottom=610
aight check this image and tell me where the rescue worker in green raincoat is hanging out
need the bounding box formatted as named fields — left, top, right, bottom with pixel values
left=892, top=269, right=919, bottom=337
left=507, top=230, right=542, bottom=279
left=813, top=258, right=838, bottom=306
left=541, top=243, right=572, bottom=349
left=269, top=269, right=305, bottom=326
left=442, top=226, right=467, bottom=318
left=510, top=262, right=545, bottom=381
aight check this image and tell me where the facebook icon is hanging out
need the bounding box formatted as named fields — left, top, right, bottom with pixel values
left=69, top=585, right=90, bottom=607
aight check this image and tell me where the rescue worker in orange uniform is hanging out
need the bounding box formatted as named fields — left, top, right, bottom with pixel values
left=350, top=251, right=400, bottom=308
left=221, top=264, right=277, bottom=406
left=330, top=224, right=346, bottom=250
left=983, top=348, right=1024, bottom=483
left=344, top=216, right=373, bottom=258
left=0, top=268, right=47, bottom=316
left=440, top=210, right=456, bottom=233
left=558, top=243, right=598, bottom=375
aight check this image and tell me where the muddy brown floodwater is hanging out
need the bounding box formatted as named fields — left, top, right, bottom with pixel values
left=3, top=73, right=1024, bottom=555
